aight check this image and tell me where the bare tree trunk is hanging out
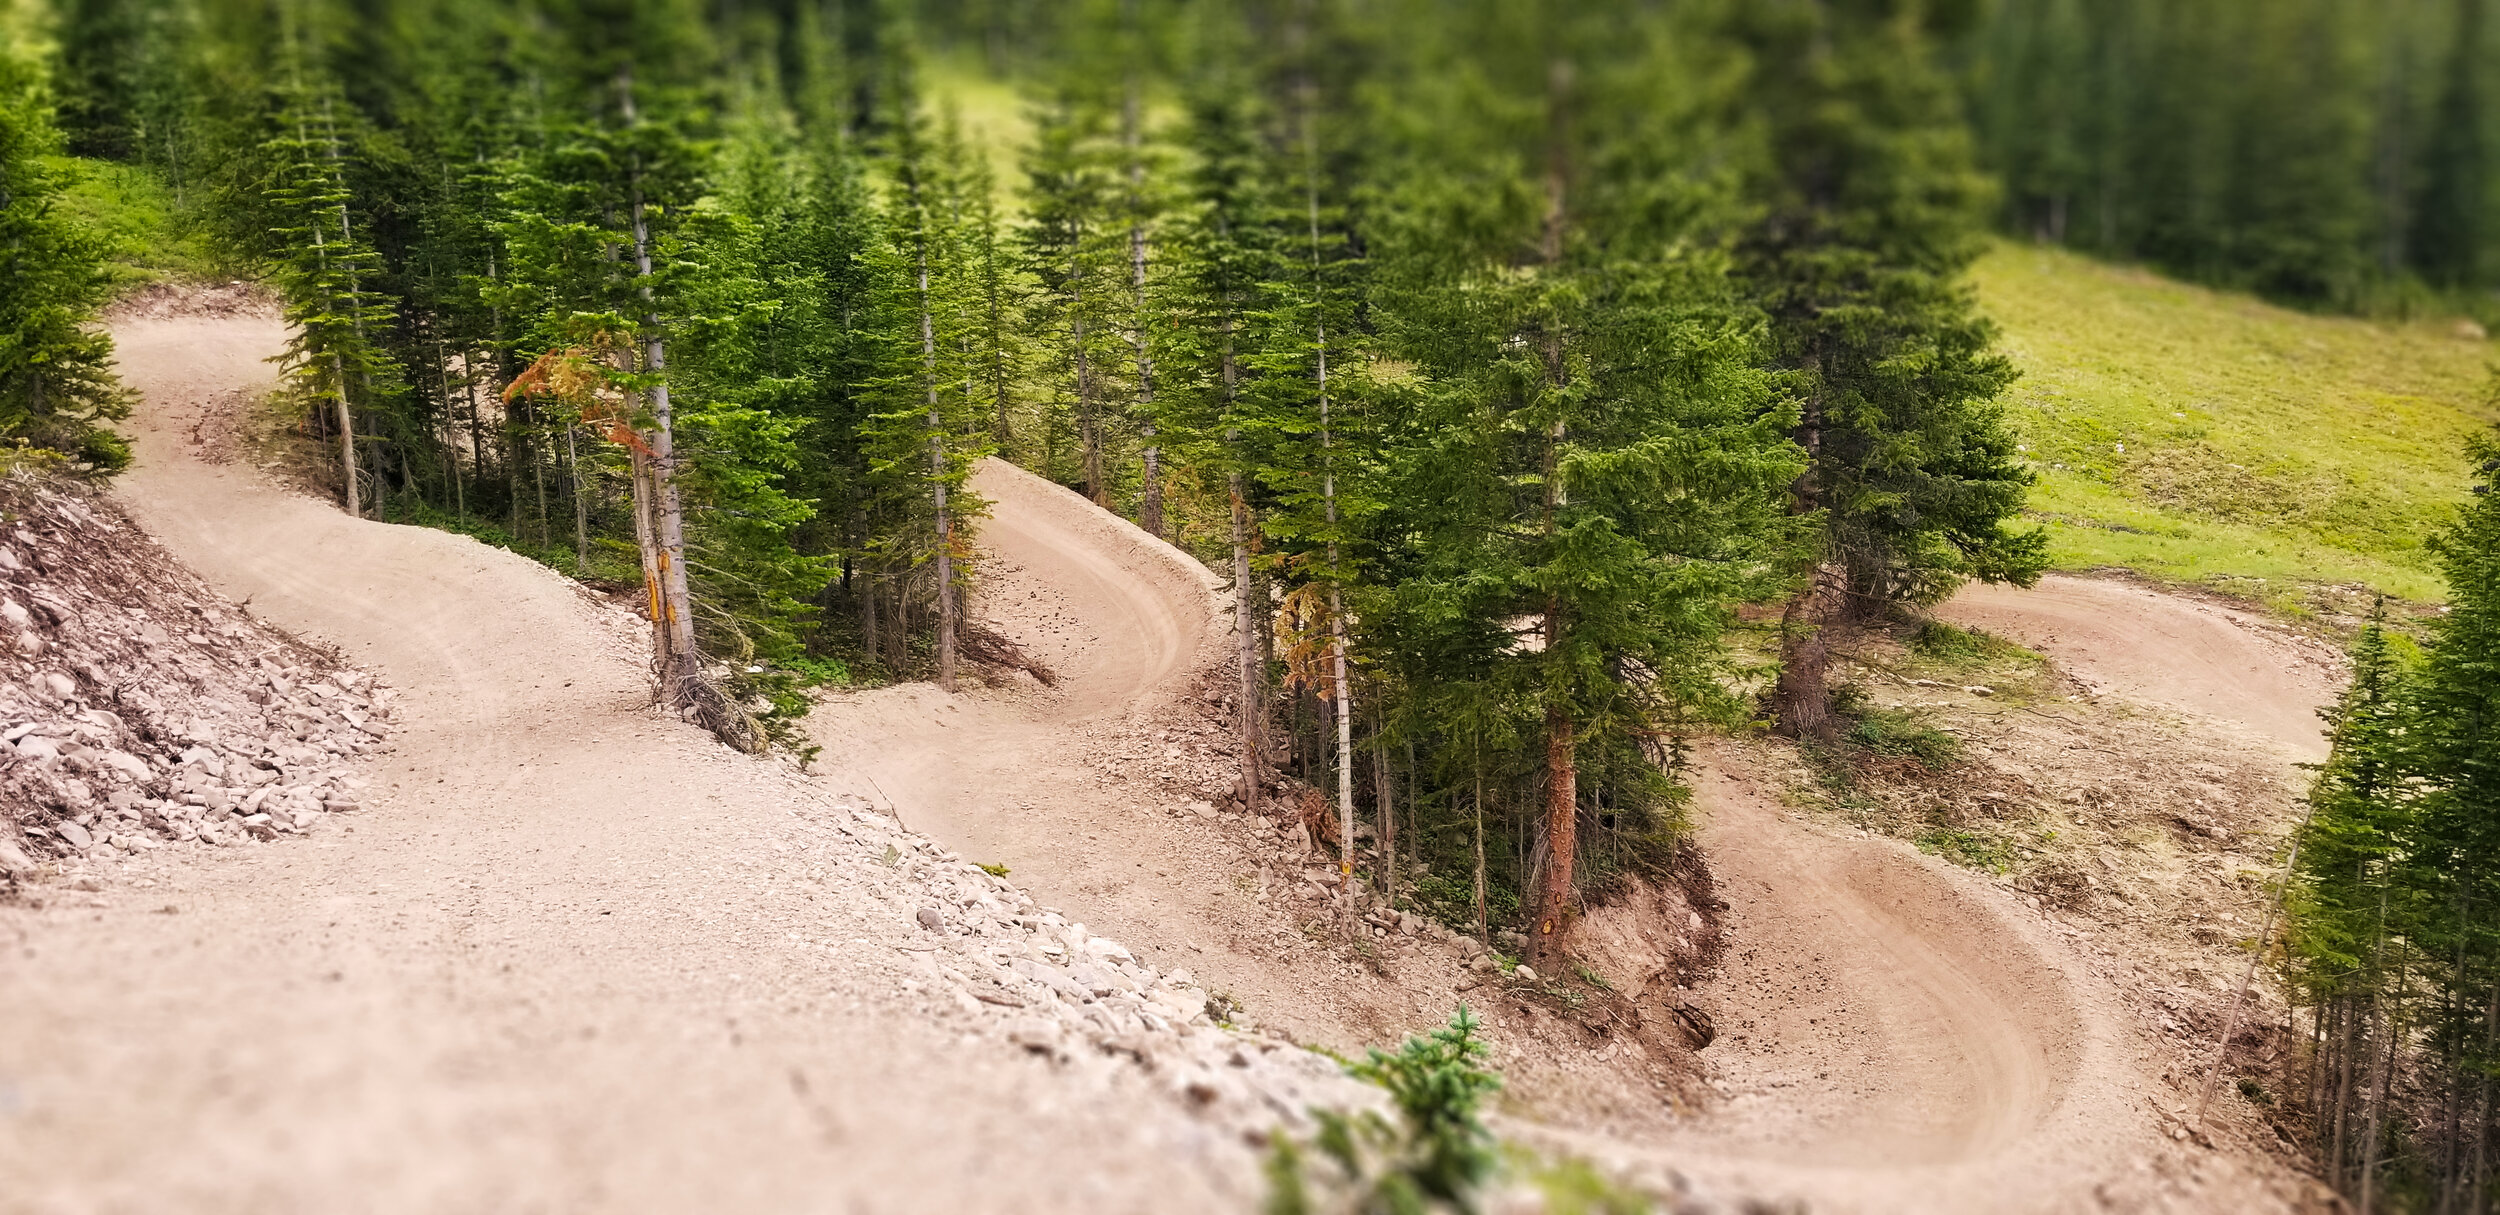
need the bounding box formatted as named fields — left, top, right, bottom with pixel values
left=1123, top=79, right=1162, bottom=538
left=532, top=420, right=550, bottom=548
left=2362, top=976, right=2402, bottom=1214
left=621, top=66, right=698, bottom=702
left=330, top=349, right=359, bottom=518
left=1375, top=734, right=1395, bottom=899
left=1299, top=71, right=1357, bottom=935
left=628, top=444, right=669, bottom=676
left=464, top=354, right=489, bottom=516
left=1328, top=583, right=1353, bottom=922
left=2333, top=992, right=2361, bottom=1187
left=917, top=209, right=957, bottom=693
left=860, top=565, right=880, bottom=662
left=1775, top=345, right=1835, bottom=739
left=564, top=424, right=589, bottom=575
left=1071, top=258, right=1104, bottom=506
left=1531, top=702, right=1576, bottom=971
left=885, top=578, right=911, bottom=672
left=1472, top=756, right=1488, bottom=947
left=1230, top=469, right=1261, bottom=814
left=1775, top=563, right=1845, bottom=740
left=2470, top=975, right=2498, bottom=1207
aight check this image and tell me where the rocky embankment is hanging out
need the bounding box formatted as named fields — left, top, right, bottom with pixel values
left=0, top=469, right=389, bottom=882
left=783, top=782, right=1384, bottom=1148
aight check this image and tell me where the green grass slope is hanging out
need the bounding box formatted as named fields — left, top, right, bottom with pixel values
left=48, top=156, right=221, bottom=289
left=1974, top=242, right=2498, bottom=604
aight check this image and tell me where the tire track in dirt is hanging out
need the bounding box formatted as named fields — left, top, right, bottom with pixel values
left=0, top=309, right=1258, bottom=1214
left=1611, top=575, right=2343, bottom=1211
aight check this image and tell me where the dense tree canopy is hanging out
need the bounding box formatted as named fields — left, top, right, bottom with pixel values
left=1961, top=0, right=2500, bottom=311
left=24, top=0, right=2485, bottom=1027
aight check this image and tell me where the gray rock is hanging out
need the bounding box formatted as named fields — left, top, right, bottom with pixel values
left=54, top=820, right=93, bottom=849
left=0, top=838, right=31, bottom=873
left=99, top=749, right=151, bottom=782
left=1011, top=958, right=1089, bottom=1001
left=1068, top=962, right=1119, bottom=997
left=915, top=907, right=944, bottom=931
left=1007, top=1018, right=1064, bottom=1054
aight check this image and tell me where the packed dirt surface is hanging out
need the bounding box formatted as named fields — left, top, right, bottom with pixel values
left=806, top=463, right=1482, bottom=1051
left=2, top=296, right=2355, bottom=1214
left=0, top=308, right=1375, bottom=1215
left=1943, top=575, right=2342, bottom=760
left=1566, top=574, right=2353, bottom=1213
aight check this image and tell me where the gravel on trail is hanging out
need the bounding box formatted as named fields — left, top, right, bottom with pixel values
left=0, top=302, right=1382, bottom=1214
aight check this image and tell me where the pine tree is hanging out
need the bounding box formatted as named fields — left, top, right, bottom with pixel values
left=957, top=152, right=1024, bottom=454
left=1240, top=8, right=1376, bottom=925
left=1161, top=47, right=1284, bottom=817
left=2281, top=423, right=2500, bottom=1204
left=1118, top=65, right=1168, bottom=538
left=1018, top=79, right=1123, bottom=505
left=2412, top=0, right=2489, bottom=287
left=260, top=28, right=403, bottom=519
left=858, top=96, right=992, bottom=692
left=0, top=44, right=130, bottom=472
left=1733, top=1, right=2046, bottom=740
left=1367, top=0, right=1802, bottom=966
left=484, top=0, right=782, bottom=747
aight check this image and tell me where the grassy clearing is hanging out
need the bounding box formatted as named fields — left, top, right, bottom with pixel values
left=1972, top=242, right=2498, bottom=603
left=924, top=52, right=1028, bottom=207
left=48, top=156, right=221, bottom=289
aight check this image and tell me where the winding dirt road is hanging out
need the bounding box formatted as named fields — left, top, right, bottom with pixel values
left=3, top=305, right=2343, bottom=1212
left=0, top=310, right=1256, bottom=1214
left=1597, top=576, right=2343, bottom=1212
left=1944, top=576, right=2340, bottom=760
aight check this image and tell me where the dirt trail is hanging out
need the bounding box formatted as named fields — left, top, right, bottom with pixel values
left=1596, top=574, right=2345, bottom=1212
left=1593, top=745, right=2149, bottom=1213
left=4, top=306, right=2344, bottom=1213
left=1943, top=574, right=2341, bottom=760
left=803, top=458, right=1220, bottom=879
left=0, top=311, right=1256, bottom=1214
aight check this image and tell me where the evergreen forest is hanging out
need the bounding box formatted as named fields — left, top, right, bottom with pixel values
left=4, top=0, right=2498, bottom=1205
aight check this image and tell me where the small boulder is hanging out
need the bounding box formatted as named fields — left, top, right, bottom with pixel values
left=55, top=820, right=93, bottom=849
left=1007, top=1018, right=1064, bottom=1054
left=99, top=750, right=152, bottom=783
left=915, top=907, right=945, bottom=931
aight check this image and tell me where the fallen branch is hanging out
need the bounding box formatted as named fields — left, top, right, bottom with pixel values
left=959, top=621, right=1057, bottom=687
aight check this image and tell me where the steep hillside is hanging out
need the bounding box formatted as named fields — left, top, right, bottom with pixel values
left=1974, top=243, right=2497, bottom=605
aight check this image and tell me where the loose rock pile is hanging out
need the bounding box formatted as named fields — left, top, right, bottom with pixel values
left=791, top=788, right=1386, bottom=1145
left=0, top=471, right=389, bottom=882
